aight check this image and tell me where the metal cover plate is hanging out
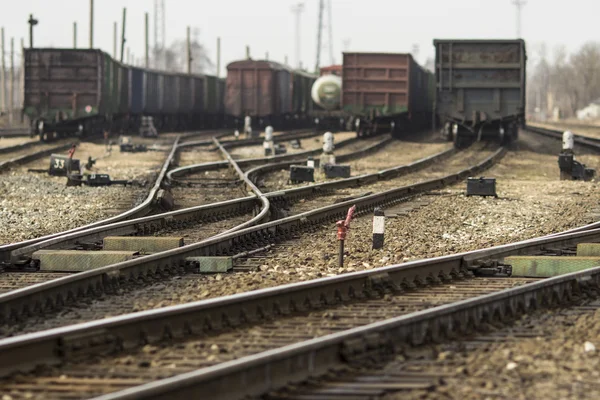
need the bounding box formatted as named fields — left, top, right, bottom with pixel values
left=506, top=256, right=600, bottom=278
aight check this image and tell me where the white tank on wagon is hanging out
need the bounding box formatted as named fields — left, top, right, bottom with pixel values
left=311, top=74, right=342, bottom=111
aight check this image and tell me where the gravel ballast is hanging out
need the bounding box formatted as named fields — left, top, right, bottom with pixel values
left=0, top=139, right=173, bottom=244
left=4, top=129, right=598, bottom=337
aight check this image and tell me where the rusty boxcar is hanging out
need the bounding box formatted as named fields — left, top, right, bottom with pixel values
left=341, top=52, right=434, bottom=138
left=224, top=59, right=317, bottom=130
left=433, top=39, right=527, bottom=148
left=225, top=60, right=291, bottom=129
left=23, top=48, right=225, bottom=141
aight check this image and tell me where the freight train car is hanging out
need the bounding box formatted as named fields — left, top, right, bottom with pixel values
left=342, top=52, right=434, bottom=138
left=310, top=64, right=348, bottom=132
left=224, top=59, right=317, bottom=131
left=23, top=48, right=225, bottom=141
left=433, top=39, right=527, bottom=148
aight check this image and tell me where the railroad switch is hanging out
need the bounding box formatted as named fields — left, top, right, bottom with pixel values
left=120, top=136, right=148, bottom=153
left=289, top=165, right=315, bottom=183
left=471, top=260, right=512, bottom=277
left=558, top=153, right=595, bottom=181
left=324, top=164, right=351, bottom=179
left=558, top=131, right=595, bottom=181
left=466, top=177, right=497, bottom=197
left=66, top=173, right=131, bottom=187
left=274, top=143, right=287, bottom=155
left=139, top=116, right=158, bottom=138
left=48, top=150, right=81, bottom=177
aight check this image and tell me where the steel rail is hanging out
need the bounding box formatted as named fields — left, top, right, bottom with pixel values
left=211, top=137, right=271, bottom=233
left=0, top=145, right=507, bottom=378
left=0, top=139, right=42, bottom=155
left=94, top=264, right=600, bottom=400
left=177, top=128, right=322, bottom=149
left=0, top=142, right=75, bottom=172
left=5, top=135, right=371, bottom=263
left=0, top=127, right=31, bottom=138
left=244, top=136, right=395, bottom=184
left=0, top=136, right=181, bottom=263
left=523, top=124, right=600, bottom=239
left=167, top=135, right=362, bottom=181
left=525, top=124, right=600, bottom=150
left=4, top=140, right=455, bottom=266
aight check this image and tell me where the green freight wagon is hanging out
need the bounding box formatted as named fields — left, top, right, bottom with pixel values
left=433, top=39, right=527, bottom=148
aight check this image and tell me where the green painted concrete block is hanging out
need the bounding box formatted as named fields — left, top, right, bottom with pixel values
left=576, top=243, right=600, bottom=257
left=505, top=256, right=600, bottom=278
left=33, top=250, right=139, bottom=272
left=103, top=236, right=184, bottom=253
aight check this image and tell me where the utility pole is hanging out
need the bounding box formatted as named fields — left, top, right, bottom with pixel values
left=9, top=37, right=13, bottom=126
left=186, top=26, right=191, bottom=74
left=120, top=7, right=126, bottom=62
left=73, top=22, right=77, bottom=48
left=144, top=13, right=149, bottom=67
left=28, top=14, right=38, bottom=48
left=315, top=0, right=335, bottom=71
left=0, top=28, right=5, bottom=114
left=113, top=22, right=117, bottom=58
left=512, top=0, right=526, bottom=38
left=315, top=0, right=324, bottom=72
left=89, top=0, right=94, bottom=48
left=291, top=2, right=305, bottom=69
left=19, top=38, right=23, bottom=119
left=216, top=37, right=221, bottom=77
left=327, top=0, right=333, bottom=64
left=154, top=0, right=166, bottom=70
left=246, top=45, right=250, bottom=60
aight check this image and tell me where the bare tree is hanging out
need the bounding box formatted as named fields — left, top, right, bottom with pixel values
left=152, top=28, right=213, bottom=74
left=527, top=41, right=600, bottom=120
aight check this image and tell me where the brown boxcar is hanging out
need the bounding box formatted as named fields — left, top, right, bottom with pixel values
left=341, top=52, right=433, bottom=137
left=319, top=64, right=342, bottom=76
left=225, top=60, right=293, bottom=129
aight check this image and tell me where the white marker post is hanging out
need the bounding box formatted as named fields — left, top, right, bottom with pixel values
left=372, top=207, right=385, bottom=249
left=320, top=131, right=335, bottom=169
left=264, top=125, right=274, bottom=156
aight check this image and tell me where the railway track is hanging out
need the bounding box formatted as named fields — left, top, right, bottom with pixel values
left=0, top=128, right=329, bottom=264
left=0, top=127, right=31, bottom=138
left=0, top=137, right=503, bottom=332
left=525, top=124, right=600, bottom=150
left=265, top=299, right=600, bottom=400
left=0, top=140, right=76, bottom=172
left=1, top=202, right=600, bottom=399
left=0, top=132, right=372, bottom=294
left=255, top=283, right=600, bottom=400
left=0, top=135, right=181, bottom=263
left=0, top=128, right=598, bottom=398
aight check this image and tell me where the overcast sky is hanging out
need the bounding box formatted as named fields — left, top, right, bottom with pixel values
left=1, top=0, right=598, bottom=76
